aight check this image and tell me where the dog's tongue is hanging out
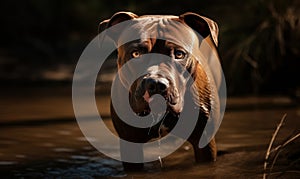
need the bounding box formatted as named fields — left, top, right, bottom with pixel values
left=143, top=91, right=166, bottom=114
left=143, top=90, right=151, bottom=103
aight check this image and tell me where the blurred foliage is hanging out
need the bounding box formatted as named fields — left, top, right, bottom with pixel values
left=0, top=0, right=299, bottom=95
left=223, top=0, right=300, bottom=95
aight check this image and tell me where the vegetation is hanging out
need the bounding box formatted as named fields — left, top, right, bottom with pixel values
left=264, top=114, right=300, bottom=178
left=0, top=0, right=299, bottom=95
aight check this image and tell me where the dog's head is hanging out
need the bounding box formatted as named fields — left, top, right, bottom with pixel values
left=101, top=12, right=219, bottom=136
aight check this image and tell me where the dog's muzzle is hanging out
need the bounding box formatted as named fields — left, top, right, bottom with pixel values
left=133, top=75, right=180, bottom=116
left=142, top=77, right=168, bottom=101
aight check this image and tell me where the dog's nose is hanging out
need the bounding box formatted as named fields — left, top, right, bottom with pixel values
left=143, top=78, right=168, bottom=96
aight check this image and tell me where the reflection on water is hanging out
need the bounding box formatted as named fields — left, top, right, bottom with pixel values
left=14, top=159, right=125, bottom=178
left=0, top=87, right=299, bottom=178
left=0, top=120, right=125, bottom=178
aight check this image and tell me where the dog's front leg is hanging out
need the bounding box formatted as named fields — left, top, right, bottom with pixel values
left=120, top=139, right=144, bottom=171
left=191, top=137, right=217, bottom=163
left=188, top=115, right=217, bottom=163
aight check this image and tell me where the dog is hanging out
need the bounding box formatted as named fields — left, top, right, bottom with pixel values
left=99, top=11, right=221, bottom=171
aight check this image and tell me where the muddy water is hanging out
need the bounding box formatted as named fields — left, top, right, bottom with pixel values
left=0, top=86, right=299, bottom=178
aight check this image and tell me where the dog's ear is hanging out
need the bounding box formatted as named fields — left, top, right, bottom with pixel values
left=98, top=12, right=138, bottom=42
left=98, top=19, right=109, bottom=34
left=107, top=11, right=138, bottom=27
left=179, top=12, right=219, bottom=47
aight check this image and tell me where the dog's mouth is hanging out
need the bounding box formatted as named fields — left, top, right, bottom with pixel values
left=128, top=76, right=183, bottom=138
left=134, top=89, right=181, bottom=117
left=135, top=93, right=181, bottom=138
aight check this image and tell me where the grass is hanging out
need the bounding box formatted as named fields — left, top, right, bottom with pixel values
left=263, top=114, right=300, bottom=178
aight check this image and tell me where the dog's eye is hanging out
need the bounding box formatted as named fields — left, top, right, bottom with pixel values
left=174, top=50, right=186, bottom=59
left=131, top=50, right=141, bottom=58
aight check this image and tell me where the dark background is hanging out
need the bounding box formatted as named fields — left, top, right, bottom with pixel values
left=0, top=1, right=300, bottom=178
left=0, top=0, right=299, bottom=96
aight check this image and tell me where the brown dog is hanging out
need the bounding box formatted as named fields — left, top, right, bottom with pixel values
left=99, top=11, right=221, bottom=171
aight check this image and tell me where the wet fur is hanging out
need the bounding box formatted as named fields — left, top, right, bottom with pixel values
left=101, top=12, right=220, bottom=171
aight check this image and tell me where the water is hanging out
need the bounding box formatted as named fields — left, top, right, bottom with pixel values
left=0, top=86, right=299, bottom=178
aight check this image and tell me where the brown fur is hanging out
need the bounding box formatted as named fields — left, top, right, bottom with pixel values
left=101, top=12, right=220, bottom=171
